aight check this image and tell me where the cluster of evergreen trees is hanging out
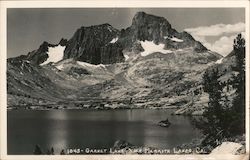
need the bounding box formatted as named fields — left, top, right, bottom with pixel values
left=195, top=34, right=245, bottom=147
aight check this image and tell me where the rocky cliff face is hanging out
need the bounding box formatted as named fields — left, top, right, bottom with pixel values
left=100, top=43, right=125, bottom=64
left=26, top=41, right=55, bottom=65
left=64, top=23, right=122, bottom=64
left=130, top=11, right=172, bottom=43
left=118, top=12, right=207, bottom=53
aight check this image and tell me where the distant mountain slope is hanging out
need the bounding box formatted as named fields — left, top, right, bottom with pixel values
left=7, top=58, right=71, bottom=106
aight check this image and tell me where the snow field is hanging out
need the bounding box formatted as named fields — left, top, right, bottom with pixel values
left=41, top=45, right=65, bottom=65
left=139, top=40, right=172, bottom=57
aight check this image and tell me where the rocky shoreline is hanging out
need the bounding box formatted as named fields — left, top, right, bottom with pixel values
left=7, top=103, right=180, bottom=111
left=8, top=94, right=205, bottom=116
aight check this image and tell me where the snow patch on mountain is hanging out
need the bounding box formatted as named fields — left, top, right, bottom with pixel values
left=55, top=64, right=64, bottom=70
left=215, top=58, right=223, bottom=64
left=124, top=55, right=129, bottom=61
left=41, top=45, right=65, bottom=65
left=140, top=40, right=172, bottom=57
left=77, top=61, right=106, bottom=69
left=107, top=26, right=114, bottom=32
left=110, top=37, right=118, bottom=43
left=164, top=36, right=184, bottom=42
left=170, top=37, right=184, bottom=42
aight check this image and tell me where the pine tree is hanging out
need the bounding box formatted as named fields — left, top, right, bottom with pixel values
left=33, top=145, right=43, bottom=155
left=230, top=33, right=245, bottom=135
left=51, top=147, right=54, bottom=155
left=194, top=68, right=234, bottom=147
left=192, top=34, right=246, bottom=148
left=202, top=69, right=224, bottom=136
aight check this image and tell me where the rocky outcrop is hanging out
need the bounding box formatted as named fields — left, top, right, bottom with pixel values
left=68, top=67, right=90, bottom=77
left=118, top=12, right=208, bottom=53
left=63, top=23, right=122, bottom=64
left=112, top=140, right=135, bottom=150
left=210, top=142, right=244, bottom=155
left=130, top=11, right=172, bottom=43
left=59, top=38, right=68, bottom=46
left=26, top=41, right=52, bottom=65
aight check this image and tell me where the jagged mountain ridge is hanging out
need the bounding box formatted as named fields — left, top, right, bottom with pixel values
left=7, top=12, right=224, bottom=109
left=118, top=12, right=208, bottom=54
left=12, top=11, right=220, bottom=66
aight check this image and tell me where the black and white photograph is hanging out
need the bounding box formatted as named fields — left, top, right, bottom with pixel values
left=0, top=1, right=249, bottom=159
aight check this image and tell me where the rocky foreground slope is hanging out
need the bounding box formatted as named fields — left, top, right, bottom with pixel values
left=7, top=12, right=225, bottom=113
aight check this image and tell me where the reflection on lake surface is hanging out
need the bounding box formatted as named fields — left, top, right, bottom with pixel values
left=7, top=109, right=201, bottom=154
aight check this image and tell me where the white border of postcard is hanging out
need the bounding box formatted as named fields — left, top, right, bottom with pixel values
left=0, top=0, right=249, bottom=160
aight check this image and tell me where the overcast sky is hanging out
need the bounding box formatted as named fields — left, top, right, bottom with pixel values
left=7, top=8, right=245, bottom=58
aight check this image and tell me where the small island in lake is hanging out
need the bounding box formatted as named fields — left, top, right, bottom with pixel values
left=158, top=118, right=171, bottom=127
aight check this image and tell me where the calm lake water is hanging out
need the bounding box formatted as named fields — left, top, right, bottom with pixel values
left=8, top=109, right=201, bottom=154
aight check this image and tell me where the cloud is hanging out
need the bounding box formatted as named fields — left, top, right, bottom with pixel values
left=184, top=23, right=245, bottom=56
left=204, top=35, right=235, bottom=56
left=185, top=22, right=245, bottom=36
left=205, top=33, right=246, bottom=57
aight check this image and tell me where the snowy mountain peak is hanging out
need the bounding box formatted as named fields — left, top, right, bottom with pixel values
left=132, top=11, right=171, bottom=28
left=12, top=12, right=219, bottom=67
